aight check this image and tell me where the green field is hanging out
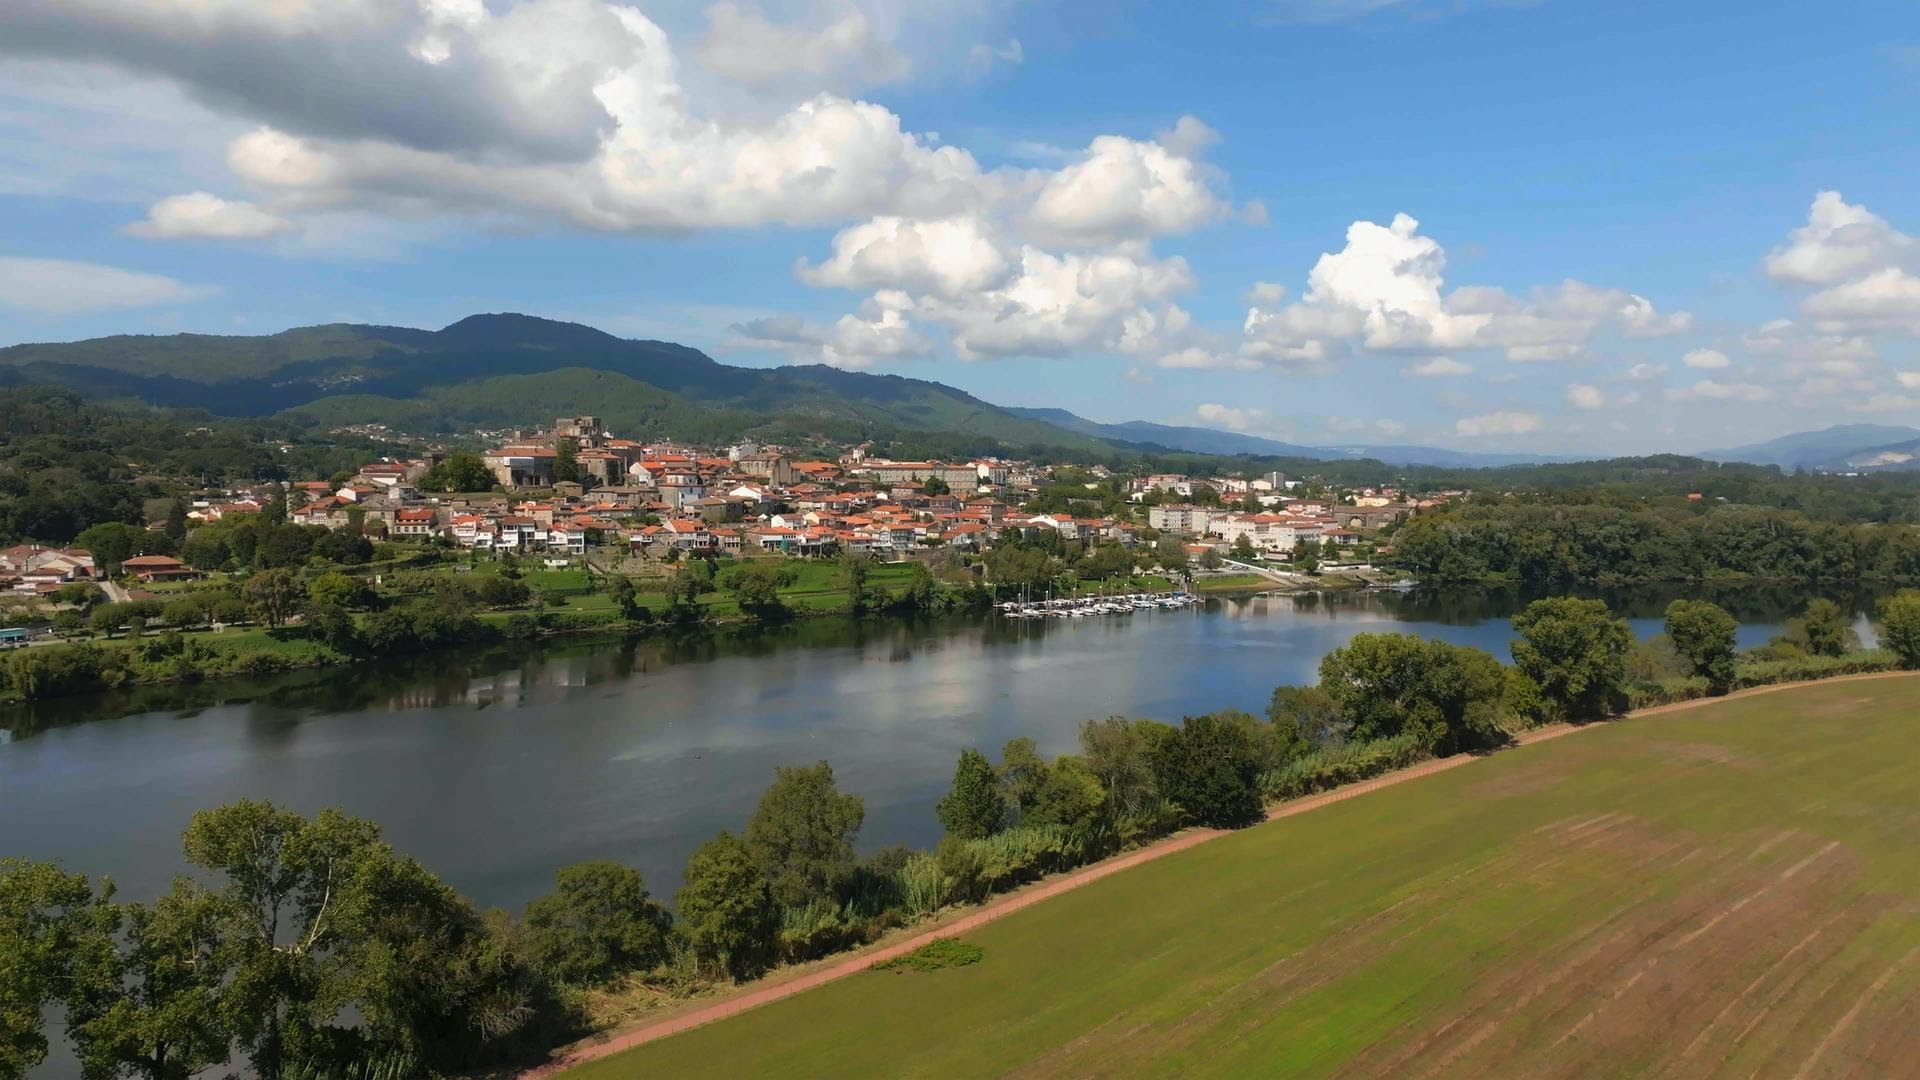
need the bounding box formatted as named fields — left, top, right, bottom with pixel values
left=577, top=676, right=1920, bottom=1078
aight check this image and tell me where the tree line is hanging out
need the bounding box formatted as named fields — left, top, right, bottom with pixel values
left=1390, top=502, right=1920, bottom=584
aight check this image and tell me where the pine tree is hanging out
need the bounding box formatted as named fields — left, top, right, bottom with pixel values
left=936, top=749, right=1007, bottom=839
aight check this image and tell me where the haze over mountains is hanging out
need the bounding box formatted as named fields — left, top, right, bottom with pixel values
left=2, top=312, right=1912, bottom=471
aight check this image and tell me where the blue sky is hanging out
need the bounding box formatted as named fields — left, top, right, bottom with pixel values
left=2, top=0, right=1918, bottom=453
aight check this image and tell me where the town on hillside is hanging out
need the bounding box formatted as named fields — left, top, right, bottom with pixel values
left=2, top=415, right=1457, bottom=629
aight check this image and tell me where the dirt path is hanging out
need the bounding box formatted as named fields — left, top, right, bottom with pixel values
left=524, top=669, right=1920, bottom=1077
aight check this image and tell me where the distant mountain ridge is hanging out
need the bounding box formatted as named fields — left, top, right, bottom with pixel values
left=1004, top=407, right=1579, bottom=468
left=1701, top=424, right=1920, bottom=471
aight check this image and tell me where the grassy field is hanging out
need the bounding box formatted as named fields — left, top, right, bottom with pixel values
left=576, top=676, right=1920, bottom=1079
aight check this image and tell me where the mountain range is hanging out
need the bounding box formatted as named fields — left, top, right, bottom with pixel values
left=1700, top=424, right=1920, bottom=472
left=3, top=312, right=1914, bottom=471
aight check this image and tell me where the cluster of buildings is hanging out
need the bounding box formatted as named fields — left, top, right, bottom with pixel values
left=2, top=545, right=97, bottom=595
left=4, top=417, right=1454, bottom=604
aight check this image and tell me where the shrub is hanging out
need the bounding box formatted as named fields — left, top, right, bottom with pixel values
left=1257, top=734, right=1429, bottom=802
left=874, top=938, right=983, bottom=973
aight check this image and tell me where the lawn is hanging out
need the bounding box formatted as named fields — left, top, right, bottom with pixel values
left=574, top=676, right=1920, bottom=1078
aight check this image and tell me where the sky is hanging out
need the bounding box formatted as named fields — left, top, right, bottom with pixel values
left=2, top=0, right=1919, bottom=455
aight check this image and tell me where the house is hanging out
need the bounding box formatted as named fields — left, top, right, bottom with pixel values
left=391, top=508, right=441, bottom=538
left=120, top=555, right=197, bottom=582
left=548, top=522, right=589, bottom=555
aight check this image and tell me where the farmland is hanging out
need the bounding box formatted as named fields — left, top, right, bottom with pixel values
left=573, top=675, right=1920, bottom=1078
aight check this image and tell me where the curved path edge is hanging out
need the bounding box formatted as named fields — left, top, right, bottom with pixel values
left=524, top=669, right=1920, bottom=1077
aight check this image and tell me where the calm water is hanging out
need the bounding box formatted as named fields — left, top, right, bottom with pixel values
left=0, top=585, right=1880, bottom=913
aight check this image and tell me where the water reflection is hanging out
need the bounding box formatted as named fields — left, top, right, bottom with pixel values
left=0, top=585, right=1882, bottom=917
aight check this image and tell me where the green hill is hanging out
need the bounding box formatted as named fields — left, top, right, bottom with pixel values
left=0, top=313, right=1111, bottom=452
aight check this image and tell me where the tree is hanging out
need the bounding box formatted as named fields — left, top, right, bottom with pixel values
left=1151, top=713, right=1261, bottom=827
left=1198, top=547, right=1225, bottom=571
left=1665, top=599, right=1738, bottom=692
left=76, top=522, right=174, bottom=574
left=304, top=603, right=359, bottom=652
left=744, top=762, right=865, bottom=909
left=1880, top=589, right=1920, bottom=668
left=1078, top=717, right=1168, bottom=819
left=0, top=858, right=100, bottom=1077
left=422, top=453, right=495, bottom=493
left=181, top=534, right=231, bottom=572
left=1232, top=534, right=1257, bottom=560
left=719, top=561, right=788, bottom=618
left=307, top=571, right=371, bottom=610
left=1510, top=597, right=1633, bottom=722
left=1023, top=756, right=1106, bottom=831
left=179, top=801, right=378, bottom=1079
left=1295, top=541, right=1320, bottom=573
left=935, top=749, right=1007, bottom=839
left=675, top=832, right=776, bottom=980
left=163, top=498, right=189, bottom=543
left=1316, top=633, right=1508, bottom=754
left=1799, top=598, right=1857, bottom=657
left=921, top=476, right=950, bottom=496
left=840, top=549, right=872, bottom=612
left=1266, top=685, right=1347, bottom=750
left=243, top=568, right=302, bottom=627
left=1154, top=537, right=1189, bottom=574
left=609, top=575, right=641, bottom=620
left=65, top=880, right=232, bottom=1080
left=997, top=737, right=1048, bottom=821
left=552, top=440, right=579, bottom=485
left=522, top=862, right=671, bottom=987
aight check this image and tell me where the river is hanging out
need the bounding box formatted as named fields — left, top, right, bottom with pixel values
left=0, top=584, right=1883, bottom=914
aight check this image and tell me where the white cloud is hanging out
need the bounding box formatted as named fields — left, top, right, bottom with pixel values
left=1405, top=356, right=1471, bottom=377
left=696, top=2, right=910, bottom=94
left=1766, top=191, right=1914, bottom=286
left=1454, top=409, right=1542, bottom=437
left=1682, top=347, right=1731, bottom=370
left=1898, top=372, right=1920, bottom=389
left=1803, top=267, right=1920, bottom=333
left=797, top=215, right=1011, bottom=298
left=1027, top=128, right=1229, bottom=243
left=914, top=246, right=1196, bottom=359
left=730, top=292, right=928, bottom=369
left=1156, top=346, right=1258, bottom=372
left=1246, top=281, right=1287, bottom=305
left=1624, top=362, right=1667, bottom=381
left=1565, top=383, right=1605, bottom=410
left=1240, top=213, right=1689, bottom=369
left=124, top=190, right=292, bottom=239
left=0, top=255, right=216, bottom=314
left=1666, top=379, right=1771, bottom=402
left=1193, top=402, right=1263, bottom=431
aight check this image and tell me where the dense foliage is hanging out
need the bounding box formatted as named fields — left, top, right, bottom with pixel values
left=1391, top=502, right=1920, bottom=584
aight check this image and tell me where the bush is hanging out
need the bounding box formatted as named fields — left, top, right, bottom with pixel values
left=1257, top=734, right=1429, bottom=802
left=874, top=938, right=983, bottom=973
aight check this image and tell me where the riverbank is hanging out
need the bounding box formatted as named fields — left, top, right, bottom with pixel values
left=0, top=562, right=1355, bottom=707
left=528, top=669, right=1920, bottom=1076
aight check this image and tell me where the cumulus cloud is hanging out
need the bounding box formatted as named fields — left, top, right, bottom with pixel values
left=730, top=292, right=929, bottom=369
left=1565, top=383, right=1605, bottom=410
left=1682, top=348, right=1731, bottom=370
left=1027, top=128, right=1229, bottom=243
left=1766, top=191, right=1914, bottom=286
left=4, top=0, right=1227, bottom=247
left=125, top=191, right=292, bottom=239
left=1898, top=372, right=1920, bottom=389
left=0, top=255, right=217, bottom=314
left=1625, top=362, right=1668, bottom=381
left=797, top=215, right=1011, bottom=298
left=1239, top=213, right=1689, bottom=371
left=1454, top=409, right=1542, bottom=437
